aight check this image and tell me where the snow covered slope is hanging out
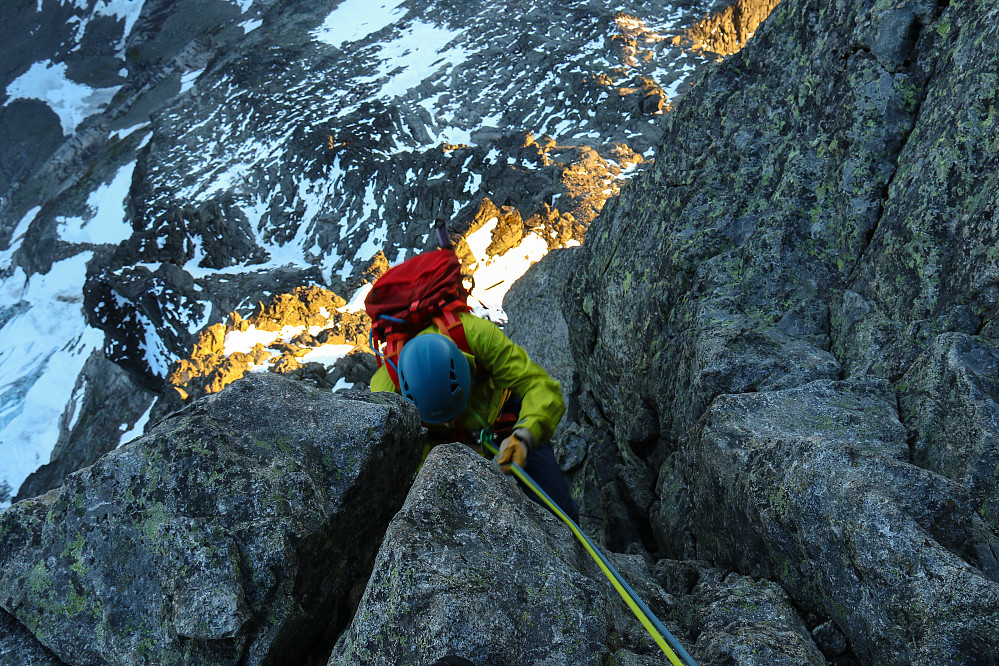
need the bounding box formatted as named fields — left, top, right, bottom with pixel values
left=0, top=0, right=729, bottom=506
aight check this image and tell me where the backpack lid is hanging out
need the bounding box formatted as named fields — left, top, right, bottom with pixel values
left=365, top=248, right=469, bottom=340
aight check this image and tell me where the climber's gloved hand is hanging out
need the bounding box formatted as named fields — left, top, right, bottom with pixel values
left=497, top=427, right=533, bottom=475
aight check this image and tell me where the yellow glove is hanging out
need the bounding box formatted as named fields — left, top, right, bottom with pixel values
left=497, top=428, right=533, bottom=475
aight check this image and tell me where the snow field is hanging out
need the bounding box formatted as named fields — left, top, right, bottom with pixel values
left=312, top=0, right=407, bottom=48
left=0, top=254, right=105, bottom=510
left=4, top=60, right=120, bottom=136
left=57, top=160, right=136, bottom=244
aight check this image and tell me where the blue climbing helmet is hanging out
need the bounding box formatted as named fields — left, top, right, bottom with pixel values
left=396, top=333, right=472, bottom=423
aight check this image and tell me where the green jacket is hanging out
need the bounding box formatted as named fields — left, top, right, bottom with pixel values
left=370, top=312, right=565, bottom=446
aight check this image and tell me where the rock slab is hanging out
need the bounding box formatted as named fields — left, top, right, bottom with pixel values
left=0, top=374, right=423, bottom=666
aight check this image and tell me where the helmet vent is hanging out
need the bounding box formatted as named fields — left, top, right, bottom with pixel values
left=395, top=333, right=470, bottom=424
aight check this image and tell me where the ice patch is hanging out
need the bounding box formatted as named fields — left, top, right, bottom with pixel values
left=0, top=254, right=104, bottom=509
left=57, top=160, right=136, bottom=244
left=312, top=0, right=407, bottom=47
left=4, top=60, right=121, bottom=135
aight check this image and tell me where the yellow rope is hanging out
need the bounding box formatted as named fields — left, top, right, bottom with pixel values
left=480, top=438, right=695, bottom=665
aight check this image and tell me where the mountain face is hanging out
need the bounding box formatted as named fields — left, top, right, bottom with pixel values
left=0, top=0, right=726, bottom=505
left=550, top=0, right=999, bottom=661
left=4, top=0, right=997, bottom=663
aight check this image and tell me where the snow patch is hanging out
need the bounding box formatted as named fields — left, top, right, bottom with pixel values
left=118, top=401, right=152, bottom=447
left=4, top=60, right=121, bottom=135
left=463, top=221, right=549, bottom=324
left=358, top=20, right=469, bottom=100
left=110, top=121, right=150, bottom=140
left=312, top=0, right=407, bottom=47
left=0, top=254, right=104, bottom=509
left=300, top=343, right=354, bottom=366
left=338, top=283, right=372, bottom=313
left=239, top=18, right=263, bottom=33
left=92, top=0, right=147, bottom=49
left=179, top=68, right=205, bottom=95
left=57, top=160, right=136, bottom=244
left=223, top=324, right=278, bottom=356
left=1, top=206, right=41, bottom=270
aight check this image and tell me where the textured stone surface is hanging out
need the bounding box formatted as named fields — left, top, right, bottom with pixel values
left=0, top=374, right=423, bottom=665
left=899, top=333, right=999, bottom=531
left=560, top=0, right=999, bottom=662
left=681, top=569, right=824, bottom=665
left=503, top=247, right=581, bottom=435
left=652, top=379, right=999, bottom=663
left=328, top=443, right=671, bottom=666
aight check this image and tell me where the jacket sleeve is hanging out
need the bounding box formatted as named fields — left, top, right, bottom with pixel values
left=370, top=364, right=398, bottom=393
left=465, top=314, right=565, bottom=447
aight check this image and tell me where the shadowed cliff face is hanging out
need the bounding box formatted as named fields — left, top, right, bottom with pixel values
left=0, top=376, right=424, bottom=666
left=554, top=0, right=999, bottom=661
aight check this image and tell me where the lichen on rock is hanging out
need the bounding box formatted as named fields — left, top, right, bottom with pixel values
left=0, top=374, right=424, bottom=666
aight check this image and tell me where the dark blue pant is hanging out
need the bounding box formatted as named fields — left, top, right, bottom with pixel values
left=519, top=443, right=579, bottom=524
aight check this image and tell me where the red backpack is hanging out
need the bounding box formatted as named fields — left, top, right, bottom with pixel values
left=365, top=247, right=474, bottom=387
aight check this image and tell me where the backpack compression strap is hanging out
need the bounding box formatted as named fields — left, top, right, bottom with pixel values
left=432, top=306, right=470, bottom=352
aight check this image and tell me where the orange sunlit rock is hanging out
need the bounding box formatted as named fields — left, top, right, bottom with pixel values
left=674, top=0, right=781, bottom=58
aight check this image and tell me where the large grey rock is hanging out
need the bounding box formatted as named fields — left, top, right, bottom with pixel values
left=0, top=374, right=423, bottom=666
left=328, top=442, right=676, bottom=666
left=680, top=569, right=824, bottom=665
left=654, top=378, right=999, bottom=664
left=558, top=0, right=999, bottom=662
left=900, top=333, right=999, bottom=534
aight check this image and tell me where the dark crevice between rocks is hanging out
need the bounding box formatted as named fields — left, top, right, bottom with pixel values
left=845, top=8, right=943, bottom=285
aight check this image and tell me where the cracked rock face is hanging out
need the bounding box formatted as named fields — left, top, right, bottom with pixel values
left=554, top=0, right=999, bottom=662
left=328, top=443, right=672, bottom=665
left=0, top=375, right=423, bottom=665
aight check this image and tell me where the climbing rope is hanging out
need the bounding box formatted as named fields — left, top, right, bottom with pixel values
left=478, top=436, right=698, bottom=666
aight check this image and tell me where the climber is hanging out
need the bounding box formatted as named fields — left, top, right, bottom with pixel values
left=365, top=228, right=578, bottom=522
left=369, top=321, right=579, bottom=523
